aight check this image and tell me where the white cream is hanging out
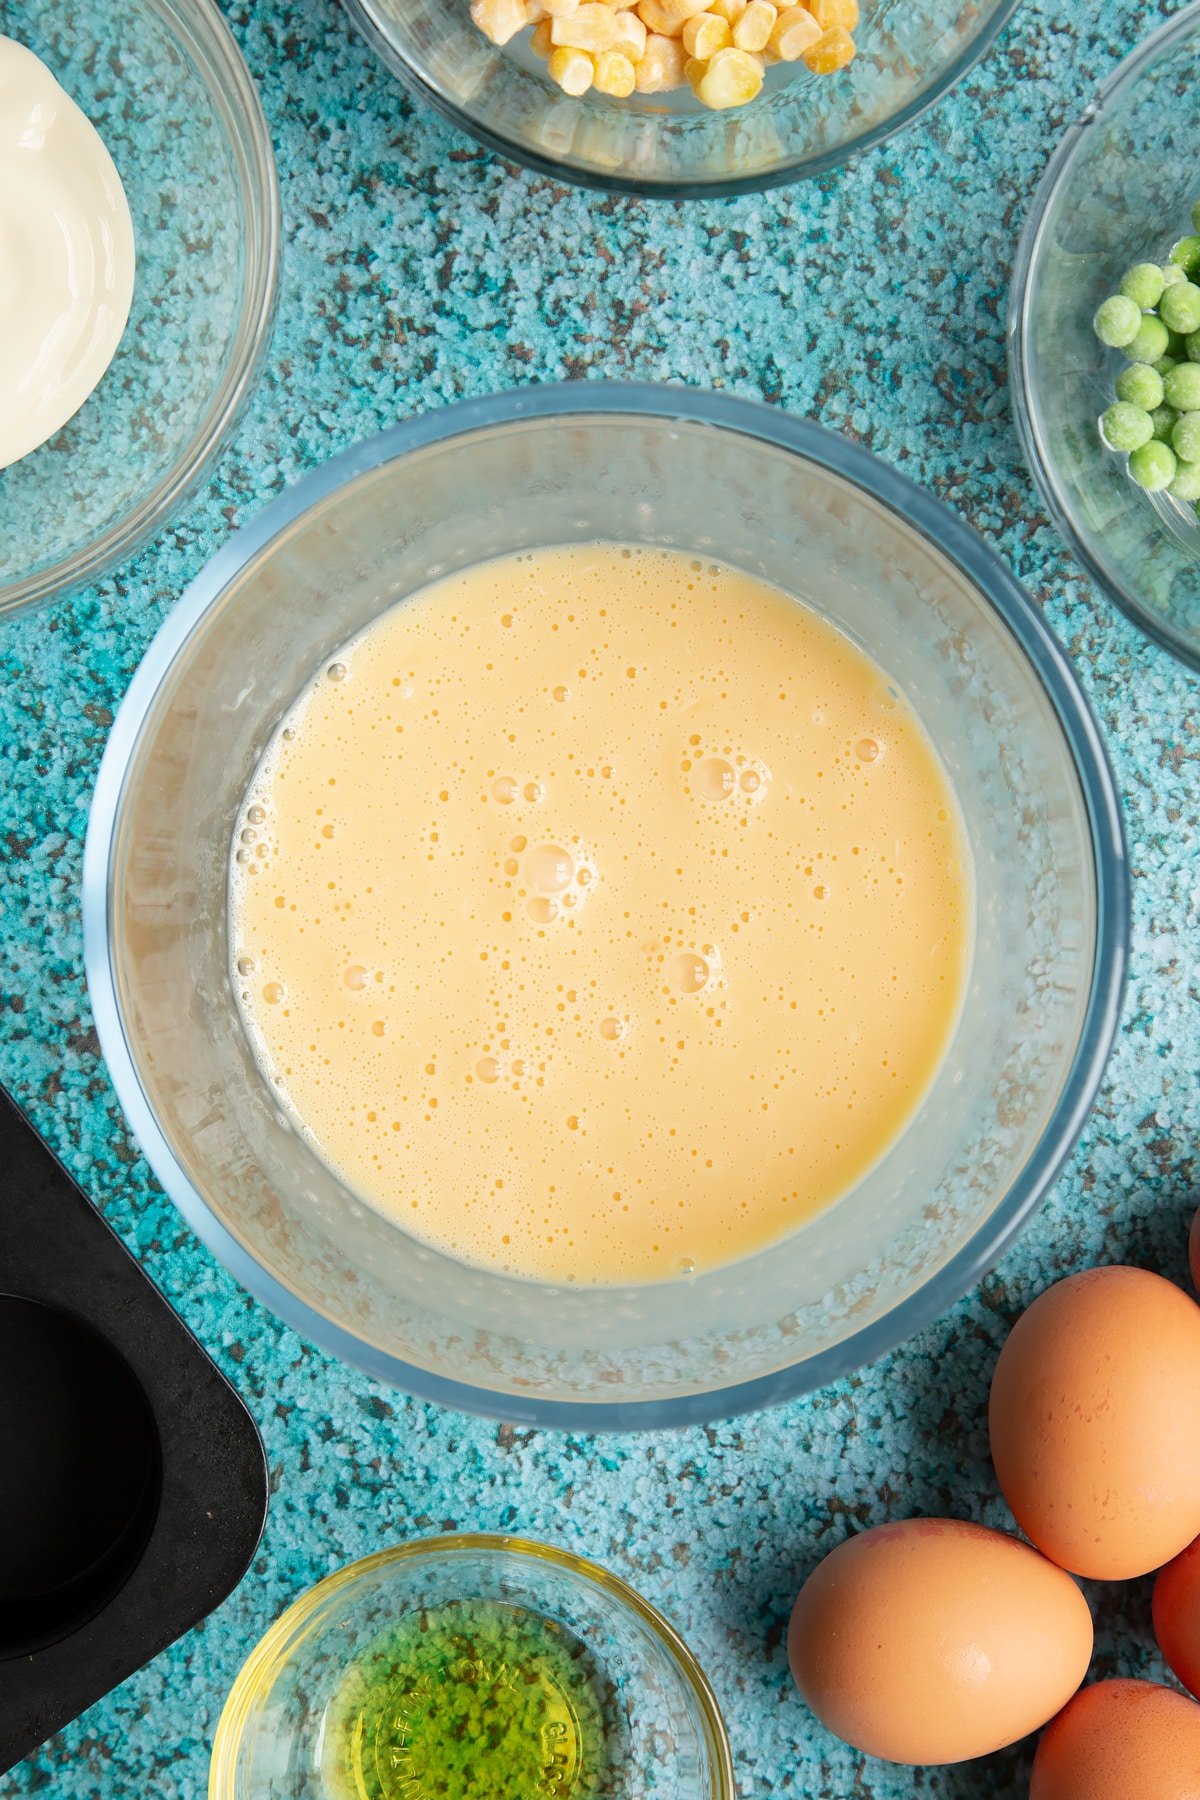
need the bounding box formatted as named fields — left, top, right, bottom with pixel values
left=0, top=36, right=136, bottom=471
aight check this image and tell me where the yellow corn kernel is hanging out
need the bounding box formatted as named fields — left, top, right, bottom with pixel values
left=531, top=16, right=555, bottom=52
left=732, top=0, right=775, bottom=50
left=708, top=0, right=748, bottom=18
left=769, top=4, right=819, bottom=55
left=470, top=0, right=528, bottom=43
left=655, top=0, right=715, bottom=20
left=543, top=0, right=580, bottom=16
left=697, top=42, right=762, bottom=103
left=802, top=21, right=855, bottom=66
left=526, top=0, right=547, bottom=17
left=637, top=0, right=709, bottom=32
left=612, top=7, right=649, bottom=54
left=593, top=46, right=637, bottom=90
left=682, top=11, right=732, bottom=56
left=548, top=43, right=596, bottom=88
left=634, top=30, right=688, bottom=86
left=552, top=2, right=618, bottom=48
left=687, top=55, right=711, bottom=96
left=637, top=0, right=677, bottom=31
left=809, top=0, right=858, bottom=26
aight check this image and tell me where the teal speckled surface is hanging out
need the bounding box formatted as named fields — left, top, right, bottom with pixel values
left=2, top=0, right=1199, bottom=1793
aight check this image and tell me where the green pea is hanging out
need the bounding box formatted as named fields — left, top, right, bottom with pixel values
left=1155, top=355, right=1179, bottom=376
left=1127, top=315, right=1171, bottom=363
left=1169, top=458, right=1200, bottom=500
left=1151, top=404, right=1179, bottom=441
left=1163, top=363, right=1200, bottom=409
left=1172, top=235, right=1200, bottom=275
left=1093, top=294, right=1142, bottom=347
left=1161, top=263, right=1188, bottom=290
left=1160, top=281, right=1200, bottom=334
left=1099, top=402, right=1154, bottom=451
left=1120, top=262, right=1165, bottom=309
left=1128, top=439, right=1177, bottom=490
left=1183, top=331, right=1200, bottom=364
left=1116, top=363, right=1164, bottom=409
left=1173, top=410, right=1200, bottom=462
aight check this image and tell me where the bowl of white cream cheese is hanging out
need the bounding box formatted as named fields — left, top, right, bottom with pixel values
left=0, top=0, right=279, bottom=618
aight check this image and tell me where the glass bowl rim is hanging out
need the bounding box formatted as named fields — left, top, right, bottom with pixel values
left=1, top=0, right=281, bottom=621
left=1007, top=0, right=1200, bottom=674
left=82, top=379, right=1130, bottom=1431
left=207, top=1531, right=737, bottom=1800
left=339, top=0, right=1022, bottom=199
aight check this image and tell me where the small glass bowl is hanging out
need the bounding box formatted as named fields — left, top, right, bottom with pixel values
left=341, top=0, right=1019, bottom=197
left=0, top=0, right=280, bottom=620
left=1010, top=3, right=1200, bottom=672
left=208, top=1536, right=735, bottom=1800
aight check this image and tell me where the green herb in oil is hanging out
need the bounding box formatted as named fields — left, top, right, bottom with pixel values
left=325, top=1599, right=618, bottom=1800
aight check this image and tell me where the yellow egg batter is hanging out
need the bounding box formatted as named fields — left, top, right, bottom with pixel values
left=230, top=545, right=971, bottom=1284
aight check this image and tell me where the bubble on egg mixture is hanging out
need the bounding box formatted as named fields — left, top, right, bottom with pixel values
left=526, top=845, right=574, bottom=893
left=696, top=757, right=736, bottom=801
left=669, top=952, right=711, bottom=995
left=228, top=543, right=971, bottom=1287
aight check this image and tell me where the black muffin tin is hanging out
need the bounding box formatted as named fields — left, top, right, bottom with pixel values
left=0, top=1085, right=268, bottom=1773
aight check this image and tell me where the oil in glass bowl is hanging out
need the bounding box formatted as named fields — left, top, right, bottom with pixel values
left=323, top=1599, right=623, bottom=1800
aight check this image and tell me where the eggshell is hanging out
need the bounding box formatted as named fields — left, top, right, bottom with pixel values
left=786, top=1518, right=1092, bottom=1765
left=1029, top=1679, right=1200, bottom=1799
left=1153, top=1533, right=1200, bottom=1700
left=1190, top=1205, right=1200, bottom=1297
left=988, top=1266, right=1200, bottom=1579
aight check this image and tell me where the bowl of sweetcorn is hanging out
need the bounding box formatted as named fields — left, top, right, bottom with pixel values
left=340, top=0, right=1019, bottom=196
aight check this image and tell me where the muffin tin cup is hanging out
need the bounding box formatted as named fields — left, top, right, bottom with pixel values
left=0, top=1087, right=269, bottom=1774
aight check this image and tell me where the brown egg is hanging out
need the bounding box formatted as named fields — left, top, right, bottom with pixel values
left=787, top=1518, right=1092, bottom=1765
left=989, top=1266, right=1200, bottom=1579
left=1030, top=1679, right=1200, bottom=1799
left=1153, top=1533, right=1200, bottom=1700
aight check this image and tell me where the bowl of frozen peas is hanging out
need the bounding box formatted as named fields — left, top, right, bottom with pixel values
left=1010, top=1, right=1200, bottom=672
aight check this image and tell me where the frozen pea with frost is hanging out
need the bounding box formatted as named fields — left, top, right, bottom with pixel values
left=1163, top=362, right=1200, bottom=409
left=1151, top=405, right=1179, bottom=441
left=1127, top=315, right=1171, bottom=363
left=1160, top=281, right=1200, bottom=334
left=1155, top=354, right=1179, bottom=376
left=1128, top=439, right=1177, bottom=490
left=1120, top=262, right=1165, bottom=308
left=1169, top=458, right=1200, bottom=500
left=1173, top=410, right=1200, bottom=462
left=1116, top=363, right=1164, bottom=409
left=1093, top=294, right=1142, bottom=347
left=1099, top=402, right=1154, bottom=451
left=1161, top=262, right=1188, bottom=290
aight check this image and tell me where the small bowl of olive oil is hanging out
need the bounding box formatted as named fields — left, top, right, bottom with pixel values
left=209, top=1535, right=734, bottom=1800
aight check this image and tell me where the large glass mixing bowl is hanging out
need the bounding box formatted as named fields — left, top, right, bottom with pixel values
left=1010, top=3, right=1200, bottom=671
left=83, top=385, right=1128, bottom=1429
left=341, top=0, right=1018, bottom=196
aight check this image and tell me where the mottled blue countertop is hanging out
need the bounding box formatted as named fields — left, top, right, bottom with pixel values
left=2, top=0, right=1199, bottom=1793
